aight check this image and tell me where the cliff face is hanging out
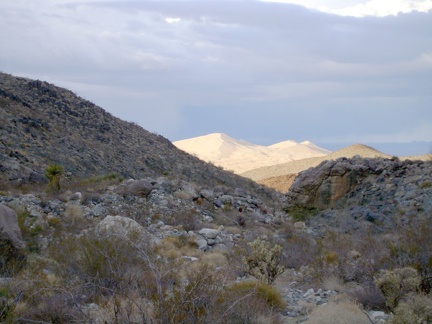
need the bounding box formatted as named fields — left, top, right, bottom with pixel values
left=0, top=73, right=276, bottom=202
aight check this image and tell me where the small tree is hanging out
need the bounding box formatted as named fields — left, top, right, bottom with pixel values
left=45, top=164, right=63, bottom=193
left=243, top=238, right=284, bottom=284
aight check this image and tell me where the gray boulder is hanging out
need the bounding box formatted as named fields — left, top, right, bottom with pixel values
left=0, top=204, right=25, bottom=250
left=199, top=228, right=219, bottom=239
left=116, top=179, right=154, bottom=197
left=95, top=215, right=155, bottom=244
left=96, top=216, right=150, bottom=238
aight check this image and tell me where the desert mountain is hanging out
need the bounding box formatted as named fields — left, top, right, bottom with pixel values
left=0, top=72, right=275, bottom=201
left=173, top=133, right=330, bottom=174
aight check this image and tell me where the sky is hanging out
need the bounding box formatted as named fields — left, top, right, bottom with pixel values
left=1, top=0, right=431, bottom=155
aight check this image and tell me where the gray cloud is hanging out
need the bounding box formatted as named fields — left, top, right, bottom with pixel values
left=0, top=0, right=431, bottom=155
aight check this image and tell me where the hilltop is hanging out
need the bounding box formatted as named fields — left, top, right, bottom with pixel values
left=174, top=133, right=330, bottom=174
left=0, top=72, right=276, bottom=201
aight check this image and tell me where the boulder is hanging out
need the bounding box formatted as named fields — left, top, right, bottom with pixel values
left=0, top=204, right=25, bottom=250
left=198, top=228, right=219, bottom=240
left=200, top=189, right=214, bottom=201
left=95, top=215, right=153, bottom=244
left=116, top=179, right=154, bottom=197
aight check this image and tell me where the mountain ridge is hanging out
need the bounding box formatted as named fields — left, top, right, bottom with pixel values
left=173, top=133, right=330, bottom=174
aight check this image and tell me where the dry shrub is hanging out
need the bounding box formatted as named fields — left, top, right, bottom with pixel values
left=391, top=293, right=432, bottom=324
left=64, top=204, right=83, bottom=219
left=47, top=230, right=150, bottom=297
left=91, top=295, right=151, bottom=324
left=156, top=235, right=199, bottom=260
left=322, top=275, right=346, bottom=292
left=385, top=218, right=432, bottom=280
left=6, top=254, right=85, bottom=322
left=166, top=208, right=201, bottom=232
left=348, top=282, right=387, bottom=311
left=154, top=263, right=225, bottom=323
left=201, top=251, right=228, bottom=268
left=55, top=204, right=90, bottom=233
left=281, top=225, right=318, bottom=269
left=0, top=241, right=26, bottom=277
left=12, top=293, right=82, bottom=323
left=374, top=267, right=420, bottom=311
left=228, top=281, right=285, bottom=310
left=306, top=296, right=370, bottom=324
left=221, top=280, right=285, bottom=323
left=308, top=230, right=389, bottom=286
left=225, top=226, right=242, bottom=235
left=153, top=264, right=284, bottom=324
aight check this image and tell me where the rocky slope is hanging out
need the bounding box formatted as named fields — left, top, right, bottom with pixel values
left=0, top=72, right=277, bottom=202
left=173, top=133, right=330, bottom=174
left=285, top=156, right=432, bottom=233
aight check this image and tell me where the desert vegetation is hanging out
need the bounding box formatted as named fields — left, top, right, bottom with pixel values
left=0, top=165, right=431, bottom=323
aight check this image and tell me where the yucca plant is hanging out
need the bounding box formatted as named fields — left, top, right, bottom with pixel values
left=45, top=164, right=63, bottom=193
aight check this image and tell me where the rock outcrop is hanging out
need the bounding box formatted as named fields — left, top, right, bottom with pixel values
left=285, top=156, right=432, bottom=231
left=0, top=204, right=24, bottom=250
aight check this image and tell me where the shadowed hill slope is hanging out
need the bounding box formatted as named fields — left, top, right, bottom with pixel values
left=0, top=73, right=275, bottom=200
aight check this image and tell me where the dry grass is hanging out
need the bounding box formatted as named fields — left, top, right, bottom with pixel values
left=306, top=296, right=370, bottom=324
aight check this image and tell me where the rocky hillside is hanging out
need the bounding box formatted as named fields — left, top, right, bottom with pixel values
left=285, top=155, right=432, bottom=233
left=0, top=72, right=277, bottom=202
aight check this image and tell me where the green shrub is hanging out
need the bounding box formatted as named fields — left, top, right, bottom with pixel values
left=243, top=238, right=284, bottom=284
left=284, top=206, right=317, bottom=222
left=420, top=180, right=432, bottom=189
left=45, top=164, right=63, bottom=193
left=0, top=296, right=15, bottom=323
left=0, top=240, right=26, bottom=277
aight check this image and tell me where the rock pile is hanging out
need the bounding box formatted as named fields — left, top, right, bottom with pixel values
left=0, top=176, right=281, bottom=255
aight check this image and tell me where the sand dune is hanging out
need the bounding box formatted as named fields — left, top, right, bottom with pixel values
left=173, top=133, right=330, bottom=174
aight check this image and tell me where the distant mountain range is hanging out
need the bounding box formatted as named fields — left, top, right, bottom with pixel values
left=174, top=133, right=431, bottom=193
left=173, top=133, right=330, bottom=174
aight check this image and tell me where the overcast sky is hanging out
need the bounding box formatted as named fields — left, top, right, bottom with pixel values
left=1, top=0, right=431, bottom=155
